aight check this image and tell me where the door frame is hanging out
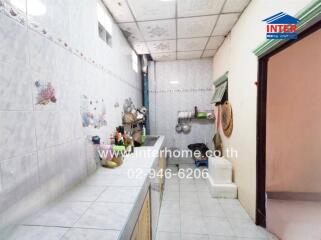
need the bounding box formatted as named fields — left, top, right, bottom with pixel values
left=256, top=20, right=321, bottom=227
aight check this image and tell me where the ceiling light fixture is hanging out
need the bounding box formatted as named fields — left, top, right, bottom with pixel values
left=170, top=81, right=179, bottom=84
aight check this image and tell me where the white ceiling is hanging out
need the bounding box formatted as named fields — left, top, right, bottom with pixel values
left=103, top=0, right=251, bottom=61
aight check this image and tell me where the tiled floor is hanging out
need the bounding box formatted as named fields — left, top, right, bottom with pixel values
left=157, top=164, right=278, bottom=240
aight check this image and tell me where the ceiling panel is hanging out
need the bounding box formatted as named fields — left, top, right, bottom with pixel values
left=132, top=42, right=150, bottom=54
left=127, top=0, right=176, bottom=21
left=177, top=38, right=208, bottom=51
left=202, top=49, right=216, bottom=58
left=206, top=36, right=225, bottom=49
left=147, top=40, right=176, bottom=53
left=177, top=51, right=203, bottom=60
left=103, top=0, right=134, bottom=23
left=138, top=19, right=176, bottom=41
left=222, top=0, right=250, bottom=13
left=119, top=22, right=144, bottom=42
left=212, top=13, right=240, bottom=36
left=151, top=52, right=176, bottom=61
left=177, top=0, right=225, bottom=17
left=104, top=0, right=247, bottom=61
left=177, top=15, right=217, bottom=38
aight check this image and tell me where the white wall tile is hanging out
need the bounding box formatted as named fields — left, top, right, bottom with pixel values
left=149, top=59, right=214, bottom=150
left=0, top=63, right=33, bottom=111
left=0, top=112, right=37, bottom=160
left=0, top=153, right=38, bottom=193
left=27, top=0, right=71, bottom=43
left=28, top=30, right=61, bottom=75
left=0, top=14, right=28, bottom=65
left=0, top=0, right=141, bottom=231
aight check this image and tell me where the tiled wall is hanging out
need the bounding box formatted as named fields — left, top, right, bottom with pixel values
left=148, top=59, right=214, bottom=155
left=0, top=0, right=142, bottom=232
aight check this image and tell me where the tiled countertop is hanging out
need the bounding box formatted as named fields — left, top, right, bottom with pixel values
left=7, top=136, right=164, bottom=240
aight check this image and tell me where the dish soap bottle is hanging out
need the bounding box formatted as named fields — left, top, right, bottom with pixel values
left=141, top=125, right=146, bottom=144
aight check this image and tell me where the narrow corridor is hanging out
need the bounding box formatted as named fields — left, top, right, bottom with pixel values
left=157, top=164, right=277, bottom=240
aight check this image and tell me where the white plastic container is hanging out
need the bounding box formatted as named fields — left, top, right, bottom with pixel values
left=208, top=157, right=232, bottom=184
left=208, top=176, right=237, bottom=198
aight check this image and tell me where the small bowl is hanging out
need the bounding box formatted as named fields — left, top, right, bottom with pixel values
left=175, top=124, right=182, bottom=133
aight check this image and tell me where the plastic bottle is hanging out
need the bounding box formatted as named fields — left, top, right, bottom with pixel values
left=141, top=125, right=146, bottom=144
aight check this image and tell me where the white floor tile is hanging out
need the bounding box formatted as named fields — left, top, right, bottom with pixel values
left=204, top=217, right=234, bottom=237
left=200, top=202, right=225, bottom=217
left=228, top=218, right=267, bottom=239
left=218, top=199, right=241, bottom=207
left=163, top=191, right=180, bottom=201
left=209, top=236, right=237, bottom=240
left=181, top=215, right=207, bottom=235
left=180, top=201, right=202, bottom=216
left=197, top=190, right=214, bottom=201
left=158, top=213, right=181, bottom=233
left=180, top=191, right=199, bottom=203
left=181, top=233, right=209, bottom=240
left=180, top=184, right=197, bottom=192
left=156, top=231, right=180, bottom=240
left=165, top=175, right=179, bottom=184
left=164, top=183, right=180, bottom=192
left=180, top=178, right=195, bottom=185
left=157, top=167, right=272, bottom=240
left=161, top=200, right=180, bottom=215
left=221, top=204, right=250, bottom=221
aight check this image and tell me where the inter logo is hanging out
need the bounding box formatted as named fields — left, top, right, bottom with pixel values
left=263, top=12, right=299, bottom=39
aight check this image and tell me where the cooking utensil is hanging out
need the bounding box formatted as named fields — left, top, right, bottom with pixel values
left=182, top=119, right=191, bottom=133
left=175, top=119, right=182, bottom=133
left=221, top=101, right=233, bottom=137
left=213, top=105, right=222, bottom=155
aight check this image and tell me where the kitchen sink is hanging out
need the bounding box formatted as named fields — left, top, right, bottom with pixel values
left=142, top=136, right=159, bottom=146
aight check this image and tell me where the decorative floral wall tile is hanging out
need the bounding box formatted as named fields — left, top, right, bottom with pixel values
left=35, top=81, right=57, bottom=105
left=80, top=95, right=107, bottom=129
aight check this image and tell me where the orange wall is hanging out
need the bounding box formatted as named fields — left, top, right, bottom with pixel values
left=266, top=26, right=321, bottom=240
left=266, top=27, right=321, bottom=193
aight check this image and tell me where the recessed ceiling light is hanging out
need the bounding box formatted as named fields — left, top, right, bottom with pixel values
left=170, top=81, right=179, bottom=84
